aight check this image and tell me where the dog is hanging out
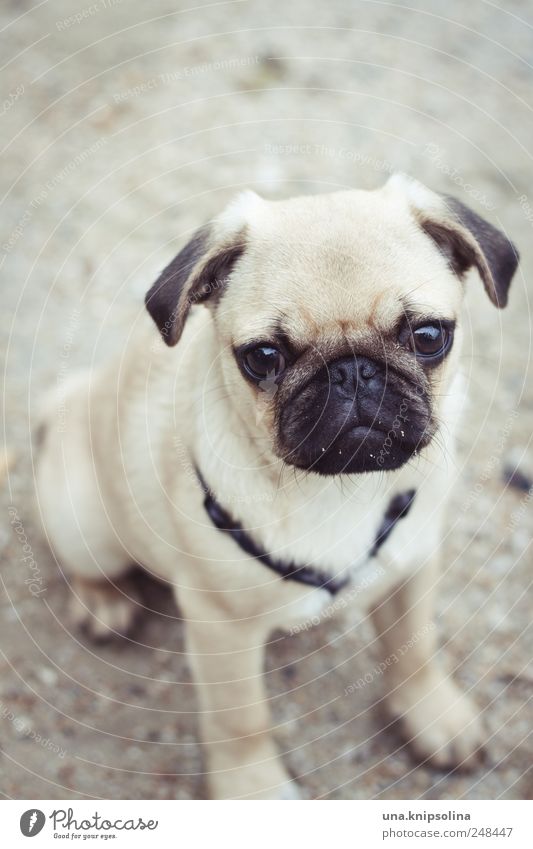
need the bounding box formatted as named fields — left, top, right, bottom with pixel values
left=36, top=174, right=519, bottom=799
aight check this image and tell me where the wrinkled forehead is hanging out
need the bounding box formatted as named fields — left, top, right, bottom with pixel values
left=228, top=192, right=459, bottom=345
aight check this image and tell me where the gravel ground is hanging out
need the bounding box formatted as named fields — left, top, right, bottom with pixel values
left=1, top=0, right=532, bottom=800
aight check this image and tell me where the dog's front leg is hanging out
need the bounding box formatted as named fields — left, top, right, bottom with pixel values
left=177, top=588, right=299, bottom=800
left=370, top=555, right=487, bottom=770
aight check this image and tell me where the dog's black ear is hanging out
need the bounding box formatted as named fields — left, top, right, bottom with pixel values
left=420, top=196, right=519, bottom=308
left=145, top=223, right=247, bottom=346
left=387, top=174, right=519, bottom=308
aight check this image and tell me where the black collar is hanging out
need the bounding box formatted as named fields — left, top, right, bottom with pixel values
left=196, top=467, right=415, bottom=597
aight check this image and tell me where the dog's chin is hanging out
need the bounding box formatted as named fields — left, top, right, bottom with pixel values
left=281, top=426, right=421, bottom=476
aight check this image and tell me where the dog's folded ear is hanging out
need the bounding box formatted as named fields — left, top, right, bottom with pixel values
left=388, top=174, right=519, bottom=308
left=145, top=191, right=261, bottom=346
left=420, top=196, right=519, bottom=308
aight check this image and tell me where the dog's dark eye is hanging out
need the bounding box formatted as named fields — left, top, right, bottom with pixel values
left=242, top=345, right=286, bottom=381
left=409, top=324, right=450, bottom=359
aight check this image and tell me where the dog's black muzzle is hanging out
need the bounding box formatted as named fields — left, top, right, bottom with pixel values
left=279, top=354, right=432, bottom=475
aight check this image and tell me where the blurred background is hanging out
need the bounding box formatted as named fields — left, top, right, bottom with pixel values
left=1, top=0, right=531, bottom=799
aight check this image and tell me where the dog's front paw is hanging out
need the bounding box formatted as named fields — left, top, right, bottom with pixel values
left=206, top=740, right=303, bottom=800
left=209, top=768, right=302, bottom=800
left=68, top=576, right=141, bottom=641
left=388, top=671, right=487, bottom=771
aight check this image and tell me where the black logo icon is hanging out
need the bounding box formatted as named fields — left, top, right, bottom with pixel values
left=20, top=810, right=46, bottom=837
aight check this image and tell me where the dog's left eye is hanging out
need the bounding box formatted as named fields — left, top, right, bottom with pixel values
left=242, top=345, right=286, bottom=381
left=408, top=324, right=451, bottom=359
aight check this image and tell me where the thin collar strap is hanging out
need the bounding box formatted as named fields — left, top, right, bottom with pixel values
left=196, top=467, right=416, bottom=597
left=195, top=468, right=349, bottom=595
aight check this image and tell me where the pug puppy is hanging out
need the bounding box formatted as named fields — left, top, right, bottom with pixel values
left=36, top=174, right=518, bottom=799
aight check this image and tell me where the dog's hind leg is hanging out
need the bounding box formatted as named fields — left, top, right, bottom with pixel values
left=35, top=372, right=141, bottom=640
left=66, top=574, right=142, bottom=641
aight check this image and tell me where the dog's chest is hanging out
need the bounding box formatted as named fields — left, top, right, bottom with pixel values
left=207, top=470, right=401, bottom=579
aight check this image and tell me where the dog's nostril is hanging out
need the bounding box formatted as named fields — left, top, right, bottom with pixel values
left=359, top=360, right=378, bottom=380
left=331, top=363, right=349, bottom=386
left=330, top=357, right=378, bottom=389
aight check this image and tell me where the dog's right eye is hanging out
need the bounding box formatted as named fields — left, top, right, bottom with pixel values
left=406, top=321, right=453, bottom=362
left=242, top=345, right=286, bottom=382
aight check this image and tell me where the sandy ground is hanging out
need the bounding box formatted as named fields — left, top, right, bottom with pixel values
left=1, top=0, right=532, bottom=800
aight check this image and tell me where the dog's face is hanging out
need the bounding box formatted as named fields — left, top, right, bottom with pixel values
left=146, top=175, right=518, bottom=475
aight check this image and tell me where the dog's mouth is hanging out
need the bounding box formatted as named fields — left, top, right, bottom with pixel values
left=282, top=420, right=425, bottom=476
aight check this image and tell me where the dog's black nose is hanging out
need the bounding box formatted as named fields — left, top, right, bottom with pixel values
left=329, top=356, right=379, bottom=394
